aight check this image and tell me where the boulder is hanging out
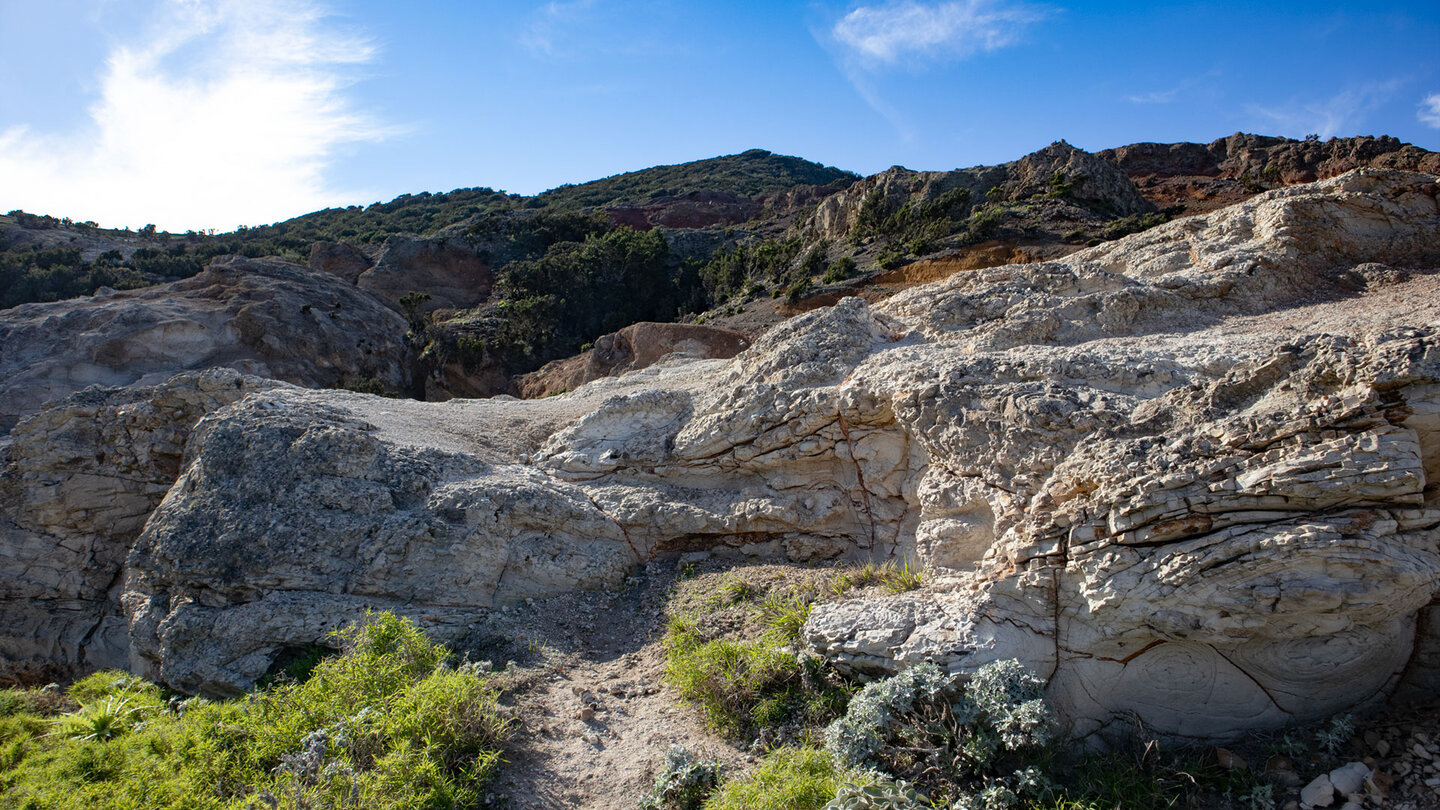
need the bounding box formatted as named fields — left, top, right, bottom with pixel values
left=0, top=256, right=412, bottom=433
left=516, top=322, right=751, bottom=398
left=0, top=370, right=282, bottom=683
left=357, top=234, right=493, bottom=314
left=308, top=241, right=373, bottom=284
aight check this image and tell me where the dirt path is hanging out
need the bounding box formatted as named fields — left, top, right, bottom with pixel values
left=481, top=563, right=749, bottom=809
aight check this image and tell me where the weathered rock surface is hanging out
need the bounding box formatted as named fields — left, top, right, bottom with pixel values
left=308, top=240, right=374, bottom=285
left=809, top=140, right=1155, bottom=241
left=0, top=256, right=412, bottom=433
left=516, top=322, right=751, bottom=399
left=7, top=169, right=1440, bottom=743
left=0, top=370, right=281, bottom=684
left=1100, top=133, right=1440, bottom=185
left=357, top=234, right=493, bottom=314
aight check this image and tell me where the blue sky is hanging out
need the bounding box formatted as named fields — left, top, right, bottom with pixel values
left=2, top=0, right=1438, bottom=232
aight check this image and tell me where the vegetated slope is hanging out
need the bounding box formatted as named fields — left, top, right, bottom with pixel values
left=3, top=135, right=1434, bottom=401
left=532, top=148, right=858, bottom=210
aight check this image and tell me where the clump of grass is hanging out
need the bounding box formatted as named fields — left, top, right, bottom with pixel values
left=704, top=745, right=841, bottom=810
left=829, top=559, right=925, bottom=597
left=0, top=611, right=512, bottom=810
left=663, top=566, right=849, bottom=741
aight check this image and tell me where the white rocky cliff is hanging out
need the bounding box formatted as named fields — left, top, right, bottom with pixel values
left=2, top=169, right=1438, bottom=743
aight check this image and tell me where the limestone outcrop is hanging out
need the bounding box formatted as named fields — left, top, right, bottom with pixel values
left=4, top=169, right=1438, bottom=743
left=0, top=370, right=281, bottom=684
left=0, top=256, right=412, bottom=433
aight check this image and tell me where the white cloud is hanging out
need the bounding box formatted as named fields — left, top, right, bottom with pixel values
left=831, top=0, right=1047, bottom=68
left=1245, top=81, right=1399, bottom=139
left=521, top=0, right=598, bottom=56
left=1420, top=93, right=1440, bottom=128
left=0, top=0, right=390, bottom=232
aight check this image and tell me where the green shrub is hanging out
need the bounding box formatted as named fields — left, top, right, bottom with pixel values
left=1099, top=211, right=1169, bottom=241
left=824, top=660, right=1052, bottom=799
left=704, top=746, right=840, bottom=810
left=822, top=257, right=857, bottom=284
left=824, top=775, right=926, bottom=809
left=0, top=612, right=512, bottom=810
left=639, top=744, right=721, bottom=810
left=663, top=567, right=849, bottom=741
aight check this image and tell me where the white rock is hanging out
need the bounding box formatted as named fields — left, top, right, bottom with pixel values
left=1328, top=762, right=1371, bottom=795
left=1299, top=774, right=1336, bottom=809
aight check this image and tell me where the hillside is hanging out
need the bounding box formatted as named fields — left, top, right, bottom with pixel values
left=532, top=148, right=858, bottom=210
left=2, top=134, right=1436, bottom=402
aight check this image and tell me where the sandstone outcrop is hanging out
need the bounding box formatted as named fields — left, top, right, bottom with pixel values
left=0, top=256, right=412, bottom=433
left=309, top=240, right=374, bottom=284
left=5, top=170, right=1438, bottom=744
left=357, top=235, right=494, bottom=314
left=516, top=322, right=751, bottom=399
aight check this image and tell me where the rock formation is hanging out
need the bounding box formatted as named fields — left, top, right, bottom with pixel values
left=2, top=169, right=1437, bottom=743
left=309, top=240, right=374, bottom=285
left=808, top=140, right=1155, bottom=241
left=0, top=256, right=412, bottom=433
left=516, top=322, right=751, bottom=399
left=357, top=235, right=494, bottom=314
left=0, top=370, right=281, bottom=683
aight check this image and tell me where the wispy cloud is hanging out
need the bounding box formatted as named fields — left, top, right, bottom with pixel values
left=1420, top=93, right=1440, bottom=129
left=831, top=0, right=1048, bottom=68
left=1125, top=70, right=1223, bottom=105
left=1244, top=81, right=1400, bottom=139
left=0, top=0, right=391, bottom=232
left=522, top=0, right=599, bottom=56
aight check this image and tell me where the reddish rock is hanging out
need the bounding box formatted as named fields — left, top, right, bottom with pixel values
left=517, top=322, right=750, bottom=398
left=308, top=241, right=372, bottom=285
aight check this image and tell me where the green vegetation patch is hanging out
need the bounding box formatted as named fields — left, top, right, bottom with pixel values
left=704, top=745, right=841, bottom=810
left=536, top=149, right=857, bottom=211
left=0, top=612, right=512, bottom=810
left=662, top=566, right=851, bottom=741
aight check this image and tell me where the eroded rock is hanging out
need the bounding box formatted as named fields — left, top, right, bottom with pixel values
left=0, top=256, right=412, bottom=433
left=7, top=169, right=1439, bottom=742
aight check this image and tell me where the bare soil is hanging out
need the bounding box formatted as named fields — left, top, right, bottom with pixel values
left=478, top=561, right=750, bottom=809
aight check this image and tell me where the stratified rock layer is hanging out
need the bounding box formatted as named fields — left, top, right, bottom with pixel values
left=5, top=169, right=1438, bottom=742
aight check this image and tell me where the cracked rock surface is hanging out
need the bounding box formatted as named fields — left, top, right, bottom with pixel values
left=3, top=169, right=1439, bottom=742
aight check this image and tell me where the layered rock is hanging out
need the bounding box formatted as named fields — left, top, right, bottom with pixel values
left=7, top=169, right=1439, bottom=742
left=0, top=256, right=412, bottom=433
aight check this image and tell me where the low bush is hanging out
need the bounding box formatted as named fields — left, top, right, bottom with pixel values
left=704, top=745, right=841, bottom=810
left=0, top=612, right=512, bottom=810
left=824, top=660, right=1052, bottom=803
left=639, top=744, right=721, bottom=810
left=662, top=567, right=849, bottom=742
